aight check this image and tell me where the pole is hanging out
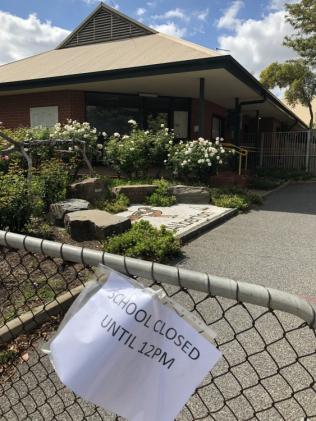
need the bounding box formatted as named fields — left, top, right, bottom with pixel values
left=305, top=130, right=311, bottom=173
left=198, top=78, right=205, bottom=137
left=259, top=133, right=264, bottom=168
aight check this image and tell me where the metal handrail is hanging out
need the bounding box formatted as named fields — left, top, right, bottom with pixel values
left=223, top=143, right=248, bottom=175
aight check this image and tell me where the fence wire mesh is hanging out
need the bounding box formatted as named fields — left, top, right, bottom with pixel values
left=0, top=244, right=315, bottom=421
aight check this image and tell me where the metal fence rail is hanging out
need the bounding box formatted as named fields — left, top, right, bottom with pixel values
left=259, top=130, right=316, bottom=173
left=0, top=231, right=315, bottom=420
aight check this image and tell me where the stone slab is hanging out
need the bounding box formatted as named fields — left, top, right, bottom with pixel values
left=70, top=178, right=107, bottom=204
left=112, top=184, right=157, bottom=204
left=118, top=204, right=236, bottom=241
left=168, top=185, right=210, bottom=204
left=50, top=199, right=91, bottom=226
left=65, top=209, right=131, bottom=242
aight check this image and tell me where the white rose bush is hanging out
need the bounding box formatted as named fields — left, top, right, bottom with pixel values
left=166, top=137, right=230, bottom=181
left=104, top=121, right=174, bottom=177
left=51, top=119, right=100, bottom=149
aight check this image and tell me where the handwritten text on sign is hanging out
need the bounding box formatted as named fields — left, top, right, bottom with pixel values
left=50, top=269, right=221, bottom=421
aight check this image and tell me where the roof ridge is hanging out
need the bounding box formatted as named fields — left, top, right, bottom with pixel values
left=57, top=2, right=156, bottom=49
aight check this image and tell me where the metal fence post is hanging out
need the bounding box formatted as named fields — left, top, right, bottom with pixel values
left=305, top=130, right=312, bottom=172
left=259, top=133, right=264, bottom=167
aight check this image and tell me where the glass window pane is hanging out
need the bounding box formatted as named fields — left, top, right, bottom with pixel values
left=86, top=105, right=140, bottom=135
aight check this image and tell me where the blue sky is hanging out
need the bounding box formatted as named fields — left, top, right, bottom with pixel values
left=0, top=0, right=297, bottom=77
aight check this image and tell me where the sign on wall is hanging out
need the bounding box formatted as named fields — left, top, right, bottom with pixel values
left=30, top=106, right=58, bottom=127
left=50, top=268, right=222, bottom=421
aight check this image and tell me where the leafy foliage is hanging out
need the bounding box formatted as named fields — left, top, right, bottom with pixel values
left=256, top=167, right=314, bottom=180
left=101, top=194, right=130, bottom=214
left=104, top=121, right=173, bottom=177
left=146, top=179, right=176, bottom=207
left=248, top=177, right=282, bottom=190
left=260, top=61, right=316, bottom=128
left=210, top=186, right=262, bottom=211
left=284, top=0, right=316, bottom=66
left=0, top=165, right=40, bottom=231
left=38, top=159, right=70, bottom=211
left=24, top=217, right=54, bottom=240
left=102, top=220, right=181, bottom=262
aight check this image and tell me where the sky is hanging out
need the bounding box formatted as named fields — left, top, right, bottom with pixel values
left=0, top=0, right=298, bottom=79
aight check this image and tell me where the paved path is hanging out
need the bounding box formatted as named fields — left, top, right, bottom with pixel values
left=179, top=182, right=316, bottom=301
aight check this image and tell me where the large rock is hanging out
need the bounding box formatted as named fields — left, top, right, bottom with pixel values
left=64, top=210, right=131, bottom=241
left=50, top=199, right=91, bottom=226
left=112, top=184, right=157, bottom=204
left=168, top=185, right=210, bottom=204
left=70, top=178, right=107, bottom=204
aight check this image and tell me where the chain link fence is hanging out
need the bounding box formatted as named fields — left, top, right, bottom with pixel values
left=0, top=231, right=315, bottom=421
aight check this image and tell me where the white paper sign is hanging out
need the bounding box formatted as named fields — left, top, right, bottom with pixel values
left=50, top=269, right=221, bottom=421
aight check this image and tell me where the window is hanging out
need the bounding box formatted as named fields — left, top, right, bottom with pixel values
left=174, top=111, right=189, bottom=138
left=86, top=92, right=190, bottom=136
left=212, top=115, right=224, bottom=139
left=30, top=106, right=58, bottom=128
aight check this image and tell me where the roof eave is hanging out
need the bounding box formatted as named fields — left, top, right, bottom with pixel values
left=0, top=55, right=307, bottom=129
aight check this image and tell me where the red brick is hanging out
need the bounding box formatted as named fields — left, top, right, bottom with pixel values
left=0, top=90, right=85, bottom=128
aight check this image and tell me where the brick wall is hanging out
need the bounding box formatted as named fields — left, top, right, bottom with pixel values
left=0, top=90, right=85, bottom=128
left=191, top=98, right=228, bottom=139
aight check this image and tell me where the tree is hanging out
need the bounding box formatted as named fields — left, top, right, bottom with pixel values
left=260, top=61, right=316, bottom=128
left=284, top=0, right=316, bottom=66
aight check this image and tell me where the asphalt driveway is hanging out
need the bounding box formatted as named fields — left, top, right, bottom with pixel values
left=179, top=182, right=316, bottom=302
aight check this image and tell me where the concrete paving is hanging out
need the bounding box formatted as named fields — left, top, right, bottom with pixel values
left=179, top=182, right=316, bottom=302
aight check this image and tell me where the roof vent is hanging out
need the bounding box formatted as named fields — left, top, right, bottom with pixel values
left=58, top=2, right=156, bottom=49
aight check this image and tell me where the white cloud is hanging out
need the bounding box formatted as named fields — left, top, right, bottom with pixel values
left=217, top=9, right=296, bottom=77
left=0, top=11, right=69, bottom=65
left=152, top=8, right=189, bottom=22
left=152, top=22, right=187, bottom=38
left=136, top=8, right=146, bottom=17
left=195, top=9, right=209, bottom=22
left=217, top=1, right=244, bottom=30
left=269, top=0, right=298, bottom=11
left=82, top=0, right=120, bottom=7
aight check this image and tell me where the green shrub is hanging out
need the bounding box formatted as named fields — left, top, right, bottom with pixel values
left=38, top=159, right=69, bottom=210
left=0, top=165, right=43, bottom=231
left=210, top=186, right=262, bottom=211
left=146, top=179, right=176, bottom=207
left=104, top=121, right=173, bottom=177
left=256, top=168, right=313, bottom=181
left=212, top=193, right=250, bottom=211
left=103, top=220, right=181, bottom=262
left=247, top=192, right=263, bottom=205
left=101, top=194, right=130, bottom=213
left=24, top=217, right=54, bottom=239
left=248, top=177, right=281, bottom=190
